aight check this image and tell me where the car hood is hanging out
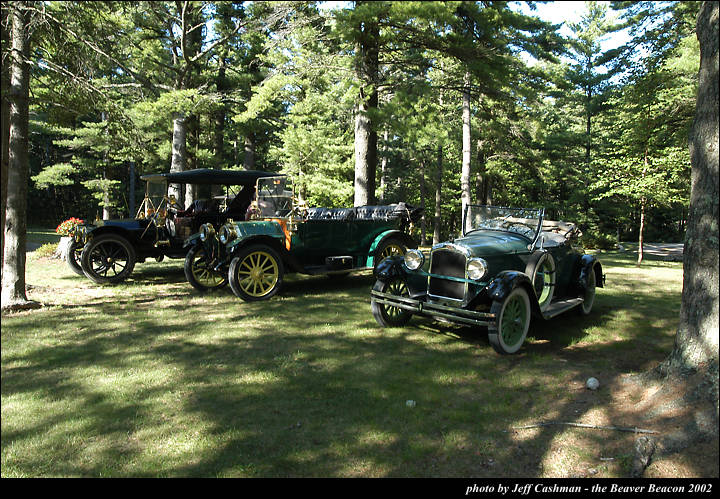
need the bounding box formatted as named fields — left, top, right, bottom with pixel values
left=448, top=230, right=531, bottom=257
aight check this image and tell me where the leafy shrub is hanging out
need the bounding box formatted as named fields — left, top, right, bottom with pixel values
left=582, top=232, right=617, bottom=250
left=34, top=243, right=59, bottom=259
left=55, top=217, right=84, bottom=237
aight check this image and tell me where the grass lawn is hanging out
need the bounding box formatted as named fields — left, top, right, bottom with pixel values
left=1, top=247, right=714, bottom=478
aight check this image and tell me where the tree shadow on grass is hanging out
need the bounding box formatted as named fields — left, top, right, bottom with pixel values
left=4, top=257, right=703, bottom=477
left=278, top=272, right=376, bottom=298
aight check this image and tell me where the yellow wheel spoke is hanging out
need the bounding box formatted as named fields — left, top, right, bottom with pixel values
left=234, top=250, right=280, bottom=297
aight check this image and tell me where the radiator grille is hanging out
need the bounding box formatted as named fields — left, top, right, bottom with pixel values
left=428, top=249, right=466, bottom=300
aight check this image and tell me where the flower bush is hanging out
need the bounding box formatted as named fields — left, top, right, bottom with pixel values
left=55, top=217, right=84, bottom=237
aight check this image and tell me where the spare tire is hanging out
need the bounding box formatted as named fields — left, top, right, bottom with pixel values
left=525, top=251, right=556, bottom=313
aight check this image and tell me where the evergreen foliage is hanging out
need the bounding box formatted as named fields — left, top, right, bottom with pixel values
left=6, top=0, right=699, bottom=246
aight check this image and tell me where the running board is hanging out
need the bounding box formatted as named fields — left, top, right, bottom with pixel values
left=542, top=298, right=583, bottom=319
left=303, top=265, right=371, bottom=275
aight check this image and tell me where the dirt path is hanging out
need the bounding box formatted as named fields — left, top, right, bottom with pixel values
left=620, top=242, right=684, bottom=261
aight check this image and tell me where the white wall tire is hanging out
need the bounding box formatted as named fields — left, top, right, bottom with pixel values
left=488, top=287, right=531, bottom=354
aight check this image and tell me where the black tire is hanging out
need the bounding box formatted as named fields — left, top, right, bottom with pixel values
left=578, top=266, right=597, bottom=316
left=525, top=251, right=556, bottom=313
left=228, top=244, right=284, bottom=301
left=374, top=237, right=408, bottom=271
left=371, top=278, right=412, bottom=327
left=65, top=239, right=85, bottom=276
left=80, top=233, right=136, bottom=284
left=184, top=244, right=228, bottom=291
left=488, top=287, right=531, bottom=355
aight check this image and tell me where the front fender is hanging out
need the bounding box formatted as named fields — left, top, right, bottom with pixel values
left=184, top=233, right=201, bottom=248
left=85, top=225, right=136, bottom=243
left=485, top=271, right=533, bottom=302
left=224, top=234, right=298, bottom=271
left=578, top=255, right=604, bottom=290
left=373, top=255, right=407, bottom=281
left=366, top=230, right=418, bottom=267
left=484, top=270, right=542, bottom=317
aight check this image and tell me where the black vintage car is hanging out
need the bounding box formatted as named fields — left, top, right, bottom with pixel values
left=370, top=205, right=605, bottom=354
left=68, top=168, right=280, bottom=284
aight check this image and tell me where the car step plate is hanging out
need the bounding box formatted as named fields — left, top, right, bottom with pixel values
left=542, top=298, right=583, bottom=319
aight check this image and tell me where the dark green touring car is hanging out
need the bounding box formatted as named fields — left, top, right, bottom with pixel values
left=370, top=205, right=604, bottom=354
left=184, top=176, right=422, bottom=301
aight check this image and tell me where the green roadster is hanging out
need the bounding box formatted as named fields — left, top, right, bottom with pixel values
left=370, top=205, right=605, bottom=354
left=183, top=176, right=423, bottom=300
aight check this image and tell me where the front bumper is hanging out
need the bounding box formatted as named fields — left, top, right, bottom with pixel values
left=370, top=290, right=495, bottom=327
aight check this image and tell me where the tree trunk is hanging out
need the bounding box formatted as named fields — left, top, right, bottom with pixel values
left=419, top=159, right=427, bottom=246
left=2, top=1, right=36, bottom=310
left=461, top=72, right=472, bottom=233
left=170, top=113, right=187, bottom=207
left=379, top=127, right=388, bottom=203
left=212, top=53, right=227, bottom=196
left=101, top=111, right=111, bottom=219
left=637, top=197, right=645, bottom=265
left=637, top=148, right=650, bottom=265
left=185, top=114, right=199, bottom=206
left=102, top=167, right=112, bottom=219
left=1, top=5, right=11, bottom=284
left=663, top=0, right=719, bottom=373
left=129, top=161, right=136, bottom=217
left=433, top=145, right=443, bottom=245
left=243, top=133, right=255, bottom=170
left=585, top=84, right=592, bottom=167
left=476, top=139, right=492, bottom=204
left=213, top=100, right=225, bottom=170
left=214, top=51, right=227, bottom=169
left=628, top=6, right=719, bottom=476
left=353, top=8, right=378, bottom=207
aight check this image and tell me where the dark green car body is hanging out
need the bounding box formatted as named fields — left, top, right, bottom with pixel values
left=184, top=176, right=422, bottom=300
left=370, top=205, right=604, bottom=354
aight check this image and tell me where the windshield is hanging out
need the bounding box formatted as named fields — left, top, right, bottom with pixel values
left=256, top=176, right=292, bottom=218
left=464, top=205, right=544, bottom=241
left=141, top=179, right=168, bottom=216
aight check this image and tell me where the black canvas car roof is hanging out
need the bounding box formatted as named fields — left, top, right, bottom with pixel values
left=140, top=168, right=283, bottom=185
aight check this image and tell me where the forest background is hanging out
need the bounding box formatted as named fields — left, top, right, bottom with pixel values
left=1, top=0, right=701, bottom=250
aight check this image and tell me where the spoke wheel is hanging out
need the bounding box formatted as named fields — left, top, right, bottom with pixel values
left=374, top=238, right=408, bottom=271
left=80, top=234, right=136, bottom=284
left=184, top=245, right=227, bottom=291
left=488, top=287, right=531, bottom=355
left=65, top=239, right=85, bottom=276
left=229, top=245, right=284, bottom=301
left=525, top=251, right=556, bottom=312
left=371, top=278, right=412, bottom=327
left=578, top=267, right=597, bottom=315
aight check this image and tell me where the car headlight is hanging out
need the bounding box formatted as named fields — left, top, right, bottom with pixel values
left=199, top=223, right=215, bottom=242
left=218, top=224, right=237, bottom=244
left=404, top=249, right=424, bottom=270
left=467, top=258, right=488, bottom=280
